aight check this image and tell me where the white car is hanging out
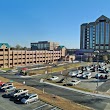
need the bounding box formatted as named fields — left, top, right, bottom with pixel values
left=67, top=80, right=81, bottom=86
left=98, top=68, right=105, bottom=72
left=49, top=76, right=59, bottom=81
left=86, top=67, right=91, bottom=71
left=21, top=94, right=38, bottom=104
left=12, top=69, right=18, bottom=73
left=3, top=86, right=16, bottom=92
left=68, top=71, right=78, bottom=77
left=0, top=83, right=13, bottom=89
left=77, top=73, right=83, bottom=78
left=82, top=72, right=92, bottom=79
left=0, top=70, right=6, bottom=73
left=10, top=89, right=28, bottom=97
left=78, top=70, right=82, bottom=73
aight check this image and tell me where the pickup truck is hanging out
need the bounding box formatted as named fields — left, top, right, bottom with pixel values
left=10, top=89, right=28, bottom=97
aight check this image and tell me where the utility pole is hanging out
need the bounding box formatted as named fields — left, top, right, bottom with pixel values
left=95, top=50, right=99, bottom=92
left=64, top=65, right=69, bottom=85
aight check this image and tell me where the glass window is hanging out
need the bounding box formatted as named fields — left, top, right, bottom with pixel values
left=37, top=44, right=40, bottom=49
left=96, top=23, right=99, bottom=44
left=105, top=23, right=109, bottom=44
left=89, top=25, right=93, bottom=48
left=105, top=46, right=109, bottom=49
left=40, top=43, right=43, bottom=49
left=100, top=22, right=104, bottom=44
left=100, top=46, right=103, bottom=49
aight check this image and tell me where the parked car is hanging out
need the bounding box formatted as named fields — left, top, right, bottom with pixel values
left=85, top=67, right=91, bottom=71
left=13, top=93, right=28, bottom=102
left=0, top=70, right=6, bottom=73
left=2, top=90, right=16, bottom=98
left=21, top=94, right=38, bottom=104
left=49, top=76, right=59, bottom=81
left=82, top=72, right=92, bottom=79
left=77, top=73, right=83, bottom=78
left=10, top=89, right=28, bottom=97
left=0, top=82, right=13, bottom=90
left=0, top=81, right=4, bottom=86
left=68, top=71, right=78, bottom=77
left=98, top=67, right=105, bottom=71
left=3, top=86, right=16, bottom=92
left=95, top=74, right=102, bottom=79
left=67, top=80, right=81, bottom=86
left=99, top=74, right=108, bottom=79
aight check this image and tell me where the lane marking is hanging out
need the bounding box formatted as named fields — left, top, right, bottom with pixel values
left=33, top=104, right=48, bottom=110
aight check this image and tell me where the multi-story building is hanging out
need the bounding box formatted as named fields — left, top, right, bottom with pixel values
left=80, top=15, right=110, bottom=51
left=0, top=43, right=66, bottom=68
left=31, top=41, right=59, bottom=50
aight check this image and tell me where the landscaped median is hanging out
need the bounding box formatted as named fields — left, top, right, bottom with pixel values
left=0, top=76, right=93, bottom=110
left=28, top=62, right=92, bottom=76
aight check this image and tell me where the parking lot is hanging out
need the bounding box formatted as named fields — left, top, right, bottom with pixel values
left=0, top=90, right=61, bottom=110
left=47, top=63, right=110, bottom=92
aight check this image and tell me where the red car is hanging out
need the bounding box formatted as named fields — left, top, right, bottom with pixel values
left=0, top=81, right=4, bottom=86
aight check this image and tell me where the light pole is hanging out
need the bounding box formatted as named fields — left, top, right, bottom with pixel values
left=81, top=55, right=82, bottom=62
left=80, top=55, right=82, bottom=63
left=96, top=50, right=99, bottom=91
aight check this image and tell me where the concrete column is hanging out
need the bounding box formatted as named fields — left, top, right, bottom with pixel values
left=36, top=51, right=37, bottom=64
left=8, top=48, right=10, bottom=68
left=3, top=48, right=5, bottom=68
left=25, top=50, right=27, bottom=65
left=21, top=51, right=23, bottom=66
left=17, top=51, right=18, bottom=66
left=12, top=51, right=14, bottom=67
left=32, top=51, right=34, bottom=64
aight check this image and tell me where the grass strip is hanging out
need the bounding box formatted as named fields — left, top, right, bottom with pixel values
left=29, top=62, right=92, bottom=75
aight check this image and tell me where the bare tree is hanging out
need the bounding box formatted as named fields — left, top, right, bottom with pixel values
left=103, top=55, right=108, bottom=61
left=88, top=57, right=93, bottom=62
left=22, top=46, right=28, bottom=50
left=71, top=58, right=73, bottom=63
left=15, top=44, right=22, bottom=50
left=63, top=65, right=70, bottom=85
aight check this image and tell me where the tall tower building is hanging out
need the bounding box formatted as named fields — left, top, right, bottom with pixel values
left=80, top=15, right=110, bottom=51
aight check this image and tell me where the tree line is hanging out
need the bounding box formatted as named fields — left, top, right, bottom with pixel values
left=10, top=44, right=30, bottom=50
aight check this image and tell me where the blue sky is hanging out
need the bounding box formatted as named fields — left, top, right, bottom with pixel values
left=0, top=0, right=110, bottom=48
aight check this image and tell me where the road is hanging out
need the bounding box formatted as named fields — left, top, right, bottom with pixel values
left=1, top=73, right=110, bottom=110
left=96, top=79, right=110, bottom=92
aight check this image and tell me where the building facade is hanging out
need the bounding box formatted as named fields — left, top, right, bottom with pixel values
left=80, top=15, right=110, bottom=51
left=31, top=41, right=59, bottom=50
left=0, top=43, right=66, bottom=68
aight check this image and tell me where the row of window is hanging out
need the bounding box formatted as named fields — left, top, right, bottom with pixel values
left=82, top=22, right=110, bottom=49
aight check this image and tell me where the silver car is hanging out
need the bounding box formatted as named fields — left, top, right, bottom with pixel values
left=21, top=94, right=38, bottom=104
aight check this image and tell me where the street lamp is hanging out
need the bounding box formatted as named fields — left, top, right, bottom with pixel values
left=81, top=55, right=82, bottom=62
left=80, top=55, right=82, bottom=63
left=96, top=50, right=99, bottom=91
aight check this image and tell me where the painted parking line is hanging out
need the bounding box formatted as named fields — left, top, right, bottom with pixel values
left=33, top=104, right=48, bottom=110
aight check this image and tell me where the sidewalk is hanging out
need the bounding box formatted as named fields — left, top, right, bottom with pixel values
left=43, top=81, right=110, bottom=99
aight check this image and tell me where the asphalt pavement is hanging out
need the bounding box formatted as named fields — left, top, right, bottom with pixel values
left=96, top=79, right=110, bottom=92
left=1, top=73, right=110, bottom=110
